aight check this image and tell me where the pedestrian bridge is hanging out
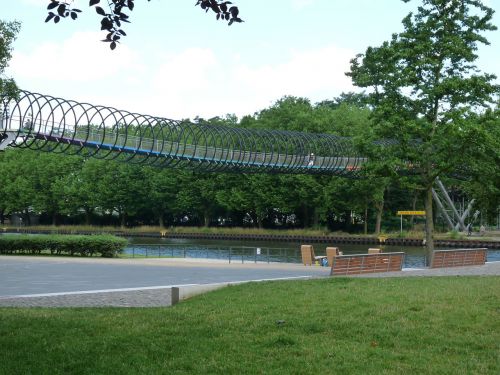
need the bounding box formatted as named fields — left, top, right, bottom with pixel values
left=1, top=91, right=369, bottom=175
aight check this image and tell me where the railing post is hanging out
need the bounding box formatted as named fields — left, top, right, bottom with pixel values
left=229, top=247, right=232, bottom=263
left=267, top=248, right=270, bottom=263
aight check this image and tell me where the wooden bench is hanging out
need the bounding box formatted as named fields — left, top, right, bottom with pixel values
left=431, top=248, right=487, bottom=268
left=330, top=252, right=405, bottom=276
left=301, top=245, right=326, bottom=266
left=326, top=247, right=342, bottom=267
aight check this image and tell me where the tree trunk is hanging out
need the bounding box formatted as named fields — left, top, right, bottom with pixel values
left=374, top=200, right=384, bottom=235
left=424, top=185, right=435, bottom=265
left=302, top=205, right=310, bottom=228
left=312, top=207, right=319, bottom=229
left=203, top=209, right=210, bottom=228
left=52, top=212, right=57, bottom=226
left=410, top=193, right=418, bottom=227
left=364, top=204, right=368, bottom=235
left=256, top=216, right=263, bottom=229
left=24, top=210, right=31, bottom=226
left=120, top=212, right=126, bottom=229
left=84, top=209, right=92, bottom=226
left=0, top=209, right=4, bottom=225
left=158, top=214, right=165, bottom=229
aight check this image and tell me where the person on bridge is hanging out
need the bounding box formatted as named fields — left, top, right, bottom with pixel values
left=308, top=153, right=315, bottom=167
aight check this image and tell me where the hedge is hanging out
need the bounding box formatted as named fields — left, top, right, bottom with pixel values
left=0, top=234, right=128, bottom=257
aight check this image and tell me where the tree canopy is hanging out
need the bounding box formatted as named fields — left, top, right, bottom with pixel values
left=0, top=20, right=20, bottom=99
left=348, top=0, right=500, bottom=252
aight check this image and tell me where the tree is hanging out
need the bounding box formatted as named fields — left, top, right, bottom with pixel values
left=348, top=0, right=499, bottom=255
left=0, top=20, right=20, bottom=99
left=44, top=0, right=243, bottom=50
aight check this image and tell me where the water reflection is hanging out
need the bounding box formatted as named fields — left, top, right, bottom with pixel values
left=125, top=237, right=500, bottom=268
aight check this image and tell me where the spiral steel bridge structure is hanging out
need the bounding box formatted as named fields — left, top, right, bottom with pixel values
left=1, top=91, right=367, bottom=175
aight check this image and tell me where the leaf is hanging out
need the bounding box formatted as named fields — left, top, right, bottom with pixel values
left=47, top=1, right=59, bottom=10
left=101, top=18, right=113, bottom=31
left=128, top=0, right=134, bottom=11
left=95, top=6, right=106, bottom=16
left=57, top=4, right=66, bottom=17
left=71, top=12, right=78, bottom=20
left=229, top=6, right=238, bottom=17
left=54, top=16, right=60, bottom=24
left=110, top=41, right=117, bottom=50
left=89, top=0, right=100, bottom=6
left=45, top=12, right=55, bottom=23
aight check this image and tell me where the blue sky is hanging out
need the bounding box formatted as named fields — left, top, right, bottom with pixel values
left=3, top=0, right=500, bottom=119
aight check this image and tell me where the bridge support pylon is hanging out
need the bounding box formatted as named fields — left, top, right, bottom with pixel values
left=432, top=177, right=477, bottom=232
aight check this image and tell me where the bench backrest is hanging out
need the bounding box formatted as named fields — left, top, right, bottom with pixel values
left=301, top=245, right=314, bottom=266
left=330, top=252, right=405, bottom=276
left=431, top=248, right=487, bottom=268
left=326, top=247, right=340, bottom=266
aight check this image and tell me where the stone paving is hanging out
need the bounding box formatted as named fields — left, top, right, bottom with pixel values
left=0, top=256, right=498, bottom=308
left=0, top=288, right=177, bottom=308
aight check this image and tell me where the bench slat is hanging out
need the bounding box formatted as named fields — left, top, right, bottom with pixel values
left=331, top=252, right=404, bottom=276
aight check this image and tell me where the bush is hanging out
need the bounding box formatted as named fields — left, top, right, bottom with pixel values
left=0, top=234, right=128, bottom=257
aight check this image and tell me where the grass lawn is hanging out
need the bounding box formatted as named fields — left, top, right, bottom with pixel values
left=1, top=277, right=499, bottom=374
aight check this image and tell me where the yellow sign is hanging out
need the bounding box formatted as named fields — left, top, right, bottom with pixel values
left=397, top=211, right=426, bottom=216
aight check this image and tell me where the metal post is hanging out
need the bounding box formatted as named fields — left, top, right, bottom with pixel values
left=229, top=247, right=232, bottom=264
left=400, top=214, right=403, bottom=235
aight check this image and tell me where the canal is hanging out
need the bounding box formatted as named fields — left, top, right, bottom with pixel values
left=127, top=237, right=500, bottom=268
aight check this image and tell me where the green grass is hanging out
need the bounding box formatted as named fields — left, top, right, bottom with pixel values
left=1, top=277, right=499, bottom=374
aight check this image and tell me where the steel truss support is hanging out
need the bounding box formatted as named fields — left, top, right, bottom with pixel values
left=432, top=177, right=475, bottom=232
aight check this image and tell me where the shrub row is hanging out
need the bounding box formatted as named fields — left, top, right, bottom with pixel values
left=0, top=234, right=128, bottom=257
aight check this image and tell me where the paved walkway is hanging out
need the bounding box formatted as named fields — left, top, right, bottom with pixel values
left=0, top=256, right=329, bottom=307
left=0, top=256, right=498, bottom=307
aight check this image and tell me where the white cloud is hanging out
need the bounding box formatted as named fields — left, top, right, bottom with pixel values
left=124, top=44, right=355, bottom=119
left=9, top=30, right=356, bottom=119
left=10, top=31, right=144, bottom=83
left=291, top=0, right=315, bottom=11
left=20, top=0, right=46, bottom=5
left=231, top=45, right=355, bottom=106
left=152, top=48, right=218, bottom=93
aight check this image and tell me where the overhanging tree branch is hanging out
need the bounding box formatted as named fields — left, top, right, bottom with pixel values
left=45, top=0, right=243, bottom=50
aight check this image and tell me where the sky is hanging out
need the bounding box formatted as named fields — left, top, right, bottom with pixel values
left=3, top=0, right=500, bottom=120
